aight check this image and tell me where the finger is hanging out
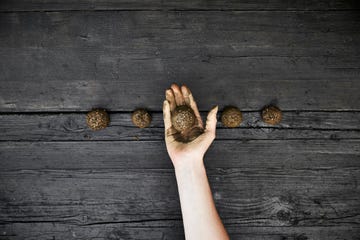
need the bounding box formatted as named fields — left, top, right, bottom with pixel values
left=181, top=85, right=191, bottom=105
left=166, top=126, right=177, bottom=136
left=165, top=89, right=176, bottom=112
left=205, top=105, right=218, bottom=135
left=194, top=105, right=218, bottom=151
left=185, top=87, right=203, bottom=127
left=171, top=83, right=185, bottom=106
left=163, top=100, right=172, bottom=131
left=163, top=100, right=176, bottom=142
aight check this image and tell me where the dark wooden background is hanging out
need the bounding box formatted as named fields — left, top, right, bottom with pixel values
left=0, top=1, right=359, bottom=239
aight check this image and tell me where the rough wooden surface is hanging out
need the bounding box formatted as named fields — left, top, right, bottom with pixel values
left=1, top=224, right=359, bottom=240
left=0, top=1, right=359, bottom=240
left=0, top=111, right=359, bottom=141
left=0, top=168, right=359, bottom=225
left=0, top=11, right=359, bottom=111
left=0, top=0, right=359, bottom=11
left=1, top=140, right=359, bottom=170
left=1, top=141, right=359, bottom=239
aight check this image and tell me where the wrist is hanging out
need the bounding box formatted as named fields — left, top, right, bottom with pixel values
left=174, top=157, right=205, bottom=174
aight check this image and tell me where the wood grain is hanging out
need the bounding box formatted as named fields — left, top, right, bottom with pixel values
left=0, top=111, right=359, bottom=141
left=0, top=11, right=359, bottom=111
left=0, top=168, right=359, bottom=237
left=0, top=0, right=359, bottom=11
left=1, top=140, right=359, bottom=170
left=0, top=224, right=359, bottom=240
left=1, top=3, right=359, bottom=240
left=0, top=168, right=359, bottom=224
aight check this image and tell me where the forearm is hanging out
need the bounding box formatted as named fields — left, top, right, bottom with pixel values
left=175, top=159, right=229, bottom=240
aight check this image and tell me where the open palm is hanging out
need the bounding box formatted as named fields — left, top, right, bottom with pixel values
left=162, top=83, right=218, bottom=167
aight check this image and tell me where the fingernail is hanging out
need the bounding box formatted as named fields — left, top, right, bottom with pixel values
left=211, top=105, right=218, bottom=110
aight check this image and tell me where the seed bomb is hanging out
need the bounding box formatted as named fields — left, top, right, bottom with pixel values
left=171, top=105, right=196, bottom=132
left=86, top=109, right=110, bottom=131
left=221, top=106, right=242, bottom=128
left=132, top=109, right=152, bottom=128
left=261, top=105, right=282, bottom=125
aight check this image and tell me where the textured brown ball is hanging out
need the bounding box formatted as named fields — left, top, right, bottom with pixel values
left=86, top=109, right=110, bottom=131
left=221, top=106, right=243, bottom=128
left=262, top=105, right=282, bottom=125
left=131, top=109, right=152, bottom=128
left=171, top=105, right=196, bottom=132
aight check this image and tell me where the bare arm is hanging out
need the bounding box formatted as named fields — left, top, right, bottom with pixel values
left=175, top=159, right=229, bottom=240
left=163, top=84, right=229, bottom=240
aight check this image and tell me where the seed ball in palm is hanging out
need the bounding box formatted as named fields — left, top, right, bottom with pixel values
left=221, top=106, right=242, bottom=128
left=131, top=109, right=152, bottom=128
left=261, top=105, right=282, bottom=125
left=171, top=105, right=196, bottom=132
left=86, top=109, right=110, bottom=131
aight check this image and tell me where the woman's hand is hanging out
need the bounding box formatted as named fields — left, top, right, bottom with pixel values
left=163, top=84, right=229, bottom=240
left=162, top=83, right=218, bottom=168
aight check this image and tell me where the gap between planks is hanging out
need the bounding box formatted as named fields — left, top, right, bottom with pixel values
left=1, top=9, right=360, bottom=13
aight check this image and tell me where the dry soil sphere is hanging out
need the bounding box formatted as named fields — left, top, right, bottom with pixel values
left=221, top=106, right=243, bottom=128
left=131, top=109, right=152, bottom=128
left=261, top=105, right=282, bottom=125
left=86, top=109, right=110, bottom=131
left=171, top=105, right=196, bottom=132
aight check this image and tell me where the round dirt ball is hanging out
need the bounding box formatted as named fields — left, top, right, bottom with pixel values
left=261, top=105, right=282, bottom=125
left=171, top=105, right=196, bottom=132
left=131, top=109, right=152, bottom=128
left=221, top=106, right=243, bottom=128
left=86, top=109, right=110, bottom=131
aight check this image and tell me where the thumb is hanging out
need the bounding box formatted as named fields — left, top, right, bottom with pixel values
left=205, top=105, right=218, bottom=136
left=191, top=105, right=218, bottom=153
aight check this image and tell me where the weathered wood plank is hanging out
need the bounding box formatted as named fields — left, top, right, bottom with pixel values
left=0, top=224, right=359, bottom=240
left=0, top=0, right=358, bottom=11
left=0, top=112, right=359, bottom=141
left=0, top=168, right=359, bottom=226
left=0, top=140, right=359, bottom=170
left=0, top=11, right=359, bottom=111
left=2, top=11, right=359, bottom=54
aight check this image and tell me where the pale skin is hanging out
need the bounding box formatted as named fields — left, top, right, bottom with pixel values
left=163, top=83, right=230, bottom=240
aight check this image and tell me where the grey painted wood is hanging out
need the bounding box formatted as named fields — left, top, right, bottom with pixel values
left=0, top=224, right=359, bottom=240
left=0, top=0, right=358, bottom=11
left=1, top=168, right=359, bottom=224
left=0, top=11, right=359, bottom=111
left=1, top=4, right=359, bottom=240
left=1, top=140, right=359, bottom=170
left=0, top=168, right=359, bottom=238
left=0, top=111, right=359, bottom=141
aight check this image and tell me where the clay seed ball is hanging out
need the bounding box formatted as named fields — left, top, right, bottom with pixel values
left=131, top=109, right=152, bottom=128
left=86, top=109, right=110, bottom=131
left=221, top=106, right=243, bottom=128
left=261, top=105, right=282, bottom=125
left=171, top=105, right=196, bottom=132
